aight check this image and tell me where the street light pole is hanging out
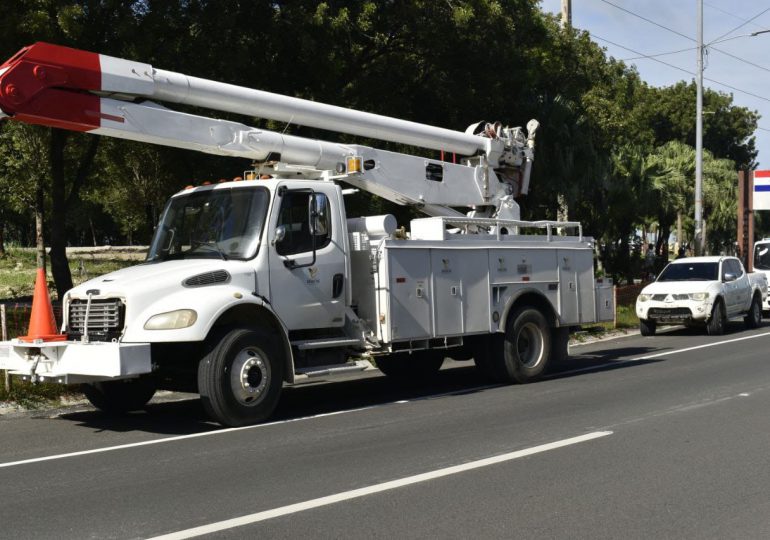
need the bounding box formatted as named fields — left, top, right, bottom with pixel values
left=695, top=0, right=704, bottom=255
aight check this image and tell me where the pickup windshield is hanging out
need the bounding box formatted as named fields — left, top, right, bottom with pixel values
left=656, top=262, right=718, bottom=282
left=147, top=186, right=269, bottom=262
left=755, top=244, right=770, bottom=270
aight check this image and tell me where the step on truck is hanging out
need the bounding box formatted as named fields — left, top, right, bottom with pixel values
left=0, top=42, right=614, bottom=426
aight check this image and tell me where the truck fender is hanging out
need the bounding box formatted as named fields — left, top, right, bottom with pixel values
left=499, top=288, right=559, bottom=333
left=206, top=299, right=296, bottom=384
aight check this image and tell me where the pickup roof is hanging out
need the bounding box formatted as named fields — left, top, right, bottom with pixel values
left=636, top=256, right=767, bottom=336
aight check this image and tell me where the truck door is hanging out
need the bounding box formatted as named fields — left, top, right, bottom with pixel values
left=267, top=185, right=347, bottom=330
left=722, top=259, right=745, bottom=316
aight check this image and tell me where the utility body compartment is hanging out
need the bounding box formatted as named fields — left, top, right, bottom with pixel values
left=350, top=217, right=613, bottom=348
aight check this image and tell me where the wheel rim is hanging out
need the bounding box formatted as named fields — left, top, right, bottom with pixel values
left=516, top=322, right=544, bottom=368
left=753, top=300, right=761, bottom=324
left=230, top=347, right=270, bottom=406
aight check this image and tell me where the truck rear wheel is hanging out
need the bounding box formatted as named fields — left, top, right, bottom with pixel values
left=376, top=351, right=444, bottom=380
left=475, top=307, right=552, bottom=384
left=502, top=308, right=552, bottom=383
left=198, top=327, right=284, bottom=427
left=744, top=294, right=762, bottom=329
left=81, top=376, right=156, bottom=414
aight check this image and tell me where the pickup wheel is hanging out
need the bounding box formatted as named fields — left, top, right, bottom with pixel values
left=198, top=327, right=283, bottom=427
left=81, top=376, right=156, bottom=414
left=744, top=294, right=762, bottom=329
left=377, top=351, right=444, bottom=380
left=639, top=319, right=656, bottom=336
left=706, top=300, right=726, bottom=336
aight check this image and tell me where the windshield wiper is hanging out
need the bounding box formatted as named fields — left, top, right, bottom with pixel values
left=193, top=240, right=229, bottom=260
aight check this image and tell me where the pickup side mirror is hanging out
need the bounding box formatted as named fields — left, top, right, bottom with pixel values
left=723, top=272, right=737, bottom=282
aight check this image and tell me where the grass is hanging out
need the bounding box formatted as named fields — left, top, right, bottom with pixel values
left=0, top=246, right=141, bottom=300
left=0, top=379, right=80, bottom=410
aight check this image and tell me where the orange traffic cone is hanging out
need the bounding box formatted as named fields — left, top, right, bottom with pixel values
left=17, top=268, right=66, bottom=342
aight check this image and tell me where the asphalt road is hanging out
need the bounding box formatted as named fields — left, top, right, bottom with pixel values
left=2, top=321, right=770, bottom=539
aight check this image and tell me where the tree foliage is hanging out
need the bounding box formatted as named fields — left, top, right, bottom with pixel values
left=0, top=0, right=761, bottom=294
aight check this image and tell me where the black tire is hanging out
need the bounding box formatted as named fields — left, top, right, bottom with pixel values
left=198, top=327, right=284, bottom=427
left=744, top=294, right=762, bottom=329
left=639, top=319, right=656, bottom=336
left=706, top=300, right=726, bottom=336
left=551, top=327, right=570, bottom=364
left=81, top=376, right=156, bottom=414
left=476, top=308, right=551, bottom=384
left=376, top=351, right=444, bottom=380
left=473, top=334, right=503, bottom=381
left=501, top=308, right=551, bottom=383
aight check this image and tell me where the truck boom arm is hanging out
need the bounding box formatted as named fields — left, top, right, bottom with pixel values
left=0, top=42, right=538, bottom=217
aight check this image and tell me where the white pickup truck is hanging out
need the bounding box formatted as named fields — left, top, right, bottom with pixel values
left=636, top=256, right=767, bottom=336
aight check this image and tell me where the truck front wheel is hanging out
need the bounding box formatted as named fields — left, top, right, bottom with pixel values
left=198, top=327, right=284, bottom=427
left=81, top=376, right=156, bottom=414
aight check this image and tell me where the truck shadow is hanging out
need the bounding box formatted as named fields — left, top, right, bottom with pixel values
left=56, top=346, right=663, bottom=435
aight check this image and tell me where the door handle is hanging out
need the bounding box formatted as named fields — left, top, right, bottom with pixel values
left=333, top=273, right=344, bottom=298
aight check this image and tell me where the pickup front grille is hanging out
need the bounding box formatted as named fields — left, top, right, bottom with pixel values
left=652, top=294, right=689, bottom=301
left=67, top=298, right=125, bottom=341
left=648, top=307, right=692, bottom=321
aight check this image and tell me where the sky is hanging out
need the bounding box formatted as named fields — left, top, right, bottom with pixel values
left=539, top=0, right=770, bottom=169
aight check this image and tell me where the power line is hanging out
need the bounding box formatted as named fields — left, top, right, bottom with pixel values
left=621, top=46, right=697, bottom=62
left=704, top=1, right=764, bottom=30
left=597, top=0, right=693, bottom=42
left=707, top=7, right=770, bottom=44
left=592, top=34, right=770, bottom=104
left=596, top=0, right=770, bottom=80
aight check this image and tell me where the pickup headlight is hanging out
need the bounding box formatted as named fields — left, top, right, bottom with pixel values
left=144, top=309, right=197, bottom=330
left=638, top=294, right=651, bottom=302
left=689, top=292, right=710, bottom=301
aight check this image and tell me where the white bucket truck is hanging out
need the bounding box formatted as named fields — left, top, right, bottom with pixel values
left=0, top=43, right=613, bottom=426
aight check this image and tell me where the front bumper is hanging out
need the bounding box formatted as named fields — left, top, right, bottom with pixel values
left=637, top=299, right=712, bottom=325
left=0, top=340, right=151, bottom=384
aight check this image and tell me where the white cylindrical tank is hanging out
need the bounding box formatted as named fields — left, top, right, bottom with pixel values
left=346, top=215, right=397, bottom=238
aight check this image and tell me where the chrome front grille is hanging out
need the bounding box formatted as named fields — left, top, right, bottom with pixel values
left=68, top=298, right=124, bottom=340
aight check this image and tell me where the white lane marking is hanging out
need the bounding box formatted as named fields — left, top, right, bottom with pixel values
left=555, top=330, right=770, bottom=378
left=0, top=385, right=495, bottom=470
left=634, top=331, right=770, bottom=360
left=148, top=431, right=613, bottom=540
left=0, top=406, right=377, bottom=469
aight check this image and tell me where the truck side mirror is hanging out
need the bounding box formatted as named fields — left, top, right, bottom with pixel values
left=723, top=272, right=737, bottom=282
left=272, top=225, right=286, bottom=245
left=308, top=193, right=328, bottom=236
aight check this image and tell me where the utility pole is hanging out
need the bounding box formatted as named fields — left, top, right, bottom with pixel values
left=558, top=0, right=572, bottom=228
left=694, top=0, right=704, bottom=255
left=561, top=0, right=572, bottom=28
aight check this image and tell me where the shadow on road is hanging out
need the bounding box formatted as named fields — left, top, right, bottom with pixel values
left=54, top=346, right=663, bottom=435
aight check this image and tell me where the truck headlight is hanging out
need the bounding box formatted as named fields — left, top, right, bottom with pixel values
left=638, top=294, right=651, bottom=302
left=689, top=292, right=710, bottom=301
left=144, top=309, right=197, bottom=330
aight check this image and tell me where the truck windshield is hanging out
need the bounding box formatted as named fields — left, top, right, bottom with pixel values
left=755, top=244, right=770, bottom=270
left=656, top=262, right=718, bottom=282
left=147, top=186, right=269, bottom=262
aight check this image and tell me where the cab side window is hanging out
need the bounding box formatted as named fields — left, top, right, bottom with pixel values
left=275, top=191, right=331, bottom=256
